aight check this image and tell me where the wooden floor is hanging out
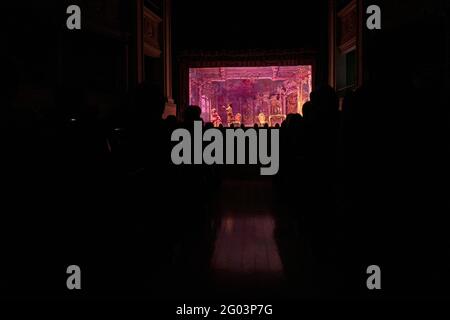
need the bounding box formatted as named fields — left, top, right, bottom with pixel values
left=209, top=178, right=286, bottom=297
left=212, top=213, right=283, bottom=274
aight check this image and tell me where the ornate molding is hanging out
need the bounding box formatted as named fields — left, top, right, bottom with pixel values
left=179, top=48, right=316, bottom=59
left=144, top=7, right=162, bottom=57
left=337, top=0, right=357, bottom=54
left=178, top=49, right=317, bottom=70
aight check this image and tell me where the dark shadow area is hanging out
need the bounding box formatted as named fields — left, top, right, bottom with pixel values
left=1, top=0, right=449, bottom=302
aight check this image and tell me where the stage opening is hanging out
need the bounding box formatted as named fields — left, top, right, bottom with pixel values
left=189, top=66, right=313, bottom=127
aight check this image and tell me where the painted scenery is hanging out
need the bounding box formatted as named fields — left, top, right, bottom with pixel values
left=189, top=66, right=312, bottom=127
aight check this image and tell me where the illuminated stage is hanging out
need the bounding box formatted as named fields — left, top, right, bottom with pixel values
left=189, top=66, right=312, bottom=127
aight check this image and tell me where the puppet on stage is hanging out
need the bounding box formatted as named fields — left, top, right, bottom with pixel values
left=270, top=95, right=283, bottom=115
left=224, top=103, right=234, bottom=126
left=258, top=112, right=267, bottom=126
left=210, top=108, right=222, bottom=127
left=233, top=113, right=242, bottom=127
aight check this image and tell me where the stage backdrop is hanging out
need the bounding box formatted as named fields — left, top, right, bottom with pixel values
left=189, top=66, right=312, bottom=126
left=177, top=49, right=317, bottom=124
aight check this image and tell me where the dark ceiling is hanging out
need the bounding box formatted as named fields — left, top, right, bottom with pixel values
left=172, top=0, right=329, bottom=52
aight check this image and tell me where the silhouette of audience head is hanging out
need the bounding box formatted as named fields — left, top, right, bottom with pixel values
left=302, top=101, right=313, bottom=122
left=184, top=105, right=202, bottom=124
left=285, top=113, right=303, bottom=130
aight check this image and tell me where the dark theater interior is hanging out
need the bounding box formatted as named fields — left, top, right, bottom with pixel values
left=1, top=0, right=450, bottom=305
